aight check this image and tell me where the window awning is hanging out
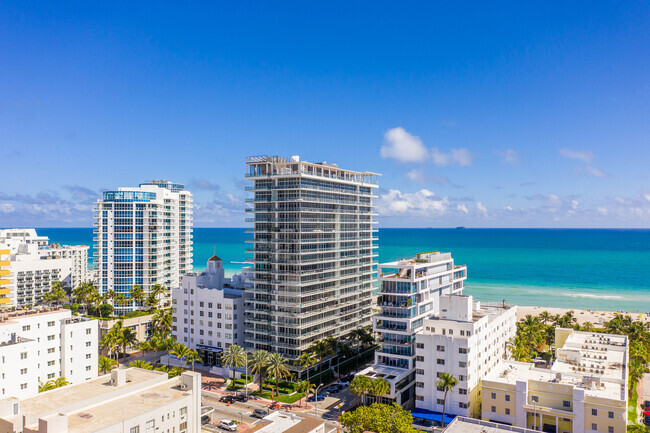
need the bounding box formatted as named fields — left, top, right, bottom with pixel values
left=411, top=407, right=456, bottom=425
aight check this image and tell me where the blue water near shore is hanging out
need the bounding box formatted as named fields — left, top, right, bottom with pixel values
left=38, top=228, right=650, bottom=313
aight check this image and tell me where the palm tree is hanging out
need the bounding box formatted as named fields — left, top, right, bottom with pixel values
left=138, top=340, right=152, bottom=361
left=221, top=345, right=247, bottom=387
left=309, top=339, right=334, bottom=373
left=48, top=281, right=69, bottom=306
left=117, top=326, right=138, bottom=359
left=186, top=349, right=202, bottom=371
left=53, top=377, right=70, bottom=388
left=105, top=289, right=117, bottom=307
left=249, top=350, right=271, bottom=391
left=171, top=343, right=192, bottom=368
left=149, top=334, right=163, bottom=366
left=150, top=284, right=167, bottom=309
left=152, top=309, right=172, bottom=337
left=129, top=285, right=145, bottom=311
left=296, top=380, right=315, bottom=407
left=87, top=289, right=103, bottom=317
left=350, top=375, right=372, bottom=406
left=437, top=373, right=459, bottom=428
left=129, top=360, right=153, bottom=369
left=581, top=321, right=595, bottom=332
left=38, top=381, right=55, bottom=392
left=266, top=353, right=290, bottom=397
left=538, top=311, right=552, bottom=324
left=73, top=281, right=95, bottom=314
left=101, top=322, right=123, bottom=360
left=369, top=377, right=390, bottom=404
left=297, top=352, right=317, bottom=383
left=98, top=355, right=118, bottom=374
left=162, top=336, right=176, bottom=367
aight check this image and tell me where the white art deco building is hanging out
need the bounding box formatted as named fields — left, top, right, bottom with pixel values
left=244, top=155, right=379, bottom=360
left=358, top=251, right=467, bottom=409
left=94, top=181, right=193, bottom=313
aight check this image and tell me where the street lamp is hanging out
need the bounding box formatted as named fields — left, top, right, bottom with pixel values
left=245, top=352, right=249, bottom=398
left=315, top=383, right=323, bottom=418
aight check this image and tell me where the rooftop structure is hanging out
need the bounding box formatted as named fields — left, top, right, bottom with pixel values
left=94, top=181, right=193, bottom=313
left=244, top=155, right=378, bottom=361
left=482, top=328, right=628, bottom=433
left=247, top=411, right=325, bottom=433
left=359, top=251, right=467, bottom=409
left=443, top=416, right=538, bottom=433
left=0, top=368, right=201, bottom=433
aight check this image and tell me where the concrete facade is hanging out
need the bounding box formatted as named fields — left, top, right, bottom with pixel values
left=0, top=309, right=98, bottom=399
left=414, top=295, right=516, bottom=423
left=482, top=329, right=628, bottom=433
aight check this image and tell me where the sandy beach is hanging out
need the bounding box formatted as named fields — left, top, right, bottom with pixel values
left=516, top=305, right=650, bottom=326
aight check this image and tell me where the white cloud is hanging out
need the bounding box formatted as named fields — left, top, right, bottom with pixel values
left=450, top=148, right=474, bottom=166
left=559, top=148, right=595, bottom=163
left=405, top=169, right=425, bottom=182
left=497, top=149, right=521, bottom=166
left=583, top=166, right=609, bottom=178
left=380, top=127, right=428, bottom=162
left=597, top=207, right=608, bottom=215
left=456, top=204, right=468, bottom=214
left=377, top=189, right=449, bottom=216
left=431, top=148, right=451, bottom=166
left=476, top=201, right=488, bottom=215
left=0, top=203, right=15, bottom=213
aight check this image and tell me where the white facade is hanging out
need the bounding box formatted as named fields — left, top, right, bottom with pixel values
left=414, top=295, right=516, bottom=423
left=245, top=155, right=379, bottom=360
left=0, top=309, right=98, bottom=399
left=0, top=229, right=89, bottom=308
left=482, top=329, right=628, bottom=433
left=0, top=368, right=202, bottom=433
left=172, top=256, right=248, bottom=366
left=94, top=181, right=193, bottom=313
left=358, top=251, right=467, bottom=409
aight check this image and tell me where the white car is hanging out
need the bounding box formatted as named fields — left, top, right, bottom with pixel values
left=337, top=380, right=350, bottom=387
left=219, top=420, right=238, bottom=432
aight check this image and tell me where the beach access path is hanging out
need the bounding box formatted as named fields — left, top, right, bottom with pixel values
left=517, top=306, right=650, bottom=326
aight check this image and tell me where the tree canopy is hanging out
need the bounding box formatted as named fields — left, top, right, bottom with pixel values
left=339, top=403, right=421, bottom=433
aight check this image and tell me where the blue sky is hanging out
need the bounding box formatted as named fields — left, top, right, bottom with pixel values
left=1, top=2, right=649, bottom=228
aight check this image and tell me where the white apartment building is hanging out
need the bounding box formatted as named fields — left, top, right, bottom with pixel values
left=413, top=295, right=517, bottom=428
left=245, top=155, right=379, bottom=361
left=482, top=328, right=628, bottom=433
left=0, top=309, right=98, bottom=399
left=94, top=181, right=193, bottom=313
left=172, top=256, right=248, bottom=366
left=0, top=368, right=202, bottom=433
left=0, top=229, right=89, bottom=308
left=358, top=252, right=467, bottom=409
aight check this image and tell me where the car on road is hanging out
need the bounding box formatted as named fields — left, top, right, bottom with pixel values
left=307, top=394, right=325, bottom=402
left=644, top=415, right=650, bottom=427
left=218, top=419, right=238, bottom=431
left=336, top=380, right=350, bottom=387
left=324, top=385, right=342, bottom=394
left=341, top=374, right=354, bottom=383
left=219, top=395, right=236, bottom=404
left=644, top=400, right=650, bottom=409
left=252, top=409, right=268, bottom=419
left=269, top=402, right=281, bottom=410
left=234, top=393, right=248, bottom=402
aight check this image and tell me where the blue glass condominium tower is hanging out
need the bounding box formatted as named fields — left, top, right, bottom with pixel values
left=94, top=181, right=193, bottom=313
left=244, top=155, right=379, bottom=361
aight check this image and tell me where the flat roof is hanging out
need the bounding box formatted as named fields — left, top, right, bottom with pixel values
left=247, top=412, right=323, bottom=433
left=358, top=364, right=410, bottom=383
left=443, top=416, right=537, bottom=433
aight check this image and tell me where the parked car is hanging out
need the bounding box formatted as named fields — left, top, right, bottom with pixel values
left=269, top=402, right=281, bottom=410
left=234, top=393, right=248, bottom=402
left=252, top=409, right=268, bottom=419
left=341, top=374, right=355, bottom=382
left=644, top=415, right=650, bottom=427
left=201, top=415, right=211, bottom=425
left=307, top=394, right=325, bottom=402
left=324, top=385, right=341, bottom=394
left=218, top=420, right=238, bottom=431
left=219, top=395, right=236, bottom=404
left=644, top=400, right=650, bottom=409
left=336, top=379, right=350, bottom=387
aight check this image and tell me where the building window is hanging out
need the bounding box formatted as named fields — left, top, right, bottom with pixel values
left=531, top=396, right=539, bottom=403
left=48, top=361, right=55, bottom=366
left=459, top=347, right=468, bottom=354
left=436, top=359, right=445, bottom=365
left=86, top=341, right=91, bottom=347
left=416, top=356, right=424, bottom=362
left=591, top=424, right=597, bottom=431
left=179, top=422, right=187, bottom=432
left=607, top=427, right=613, bottom=433
left=146, top=420, right=154, bottom=430
left=491, top=406, right=496, bottom=413
left=459, top=402, right=469, bottom=409
left=436, top=345, right=445, bottom=352
left=415, top=395, right=424, bottom=401
left=505, top=394, right=510, bottom=402
left=48, top=373, right=55, bottom=379
left=86, top=353, right=92, bottom=359
left=416, top=369, right=424, bottom=375
left=22, top=325, right=30, bottom=331
left=608, top=411, right=614, bottom=419
left=47, top=335, right=55, bottom=341
left=180, top=407, right=187, bottom=415
left=505, top=408, right=510, bottom=415
left=459, top=361, right=467, bottom=367
left=130, top=427, right=140, bottom=433
left=20, top=352, right=27, bottom=359
left=20, top=383, right=27, bottom=389
left=437, top=398, right=444, bottom=405
left=86, top=365, right=92, bottom=371
left=416, top=343, right=424, bottom=349
left=48, top=348, right=55, bottom=353
left=416, top=382, right=424, bottom=388
left=459, top=388, right=467, bottom=395
left=48, top=321, right=55, bottom=327
left=592, top=408, right=597, bottom=416
left=563, top=401, right=570, bottom=408
left=491, top=392, right=496, bottom=399
left=20, top=368, right=27, bottom=375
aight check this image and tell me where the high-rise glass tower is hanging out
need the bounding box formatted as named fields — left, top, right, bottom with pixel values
left=94, top=180, right=193, bottom=312
left=244, top=155, right=379, bottom=360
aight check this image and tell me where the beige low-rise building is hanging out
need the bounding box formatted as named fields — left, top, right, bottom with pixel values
left=99, top=313, right=155, bottom=356
left=482, top=328, right=628, bottom=433
left=0, top=367, right=201, bottom=433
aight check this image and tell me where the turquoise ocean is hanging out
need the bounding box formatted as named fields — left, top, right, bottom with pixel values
left=37, top=228, right=650, bottom=313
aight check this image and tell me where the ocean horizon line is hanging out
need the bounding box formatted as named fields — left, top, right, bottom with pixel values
left=12, top=226, right=650, bottom=231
